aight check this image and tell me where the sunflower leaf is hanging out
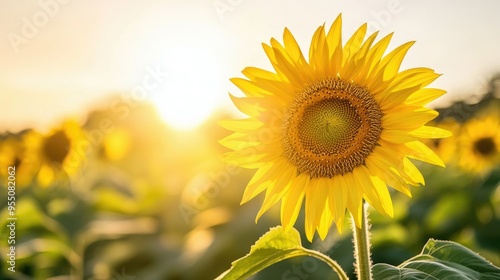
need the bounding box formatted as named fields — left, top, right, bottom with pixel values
left=372, top=239, right=500, bottom=280
left=215, top=226, right=346, bottom=280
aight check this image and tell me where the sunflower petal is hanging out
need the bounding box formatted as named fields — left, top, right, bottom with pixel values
left=283, top=28, right=307, bottom=65
left=241, top=161, right=275, bottom=204
left=281, top=173, right=309, bottom=231
left=343, top=172, right=363, bottom=228
left=309, top=24, right=329, bottom=77
left=255, top=163, right=296, bottom=221
left=317, top=203, right=333, bottom=240
left=402, top=158, right=425, bottom=186
left=328, top=175, right=348, bottom=232
left=405, top=141, right=446, bottom=167
left=342, top=23, right=367, bottom=66
left=409, top=126, right=452, bottom=139
left=406, top=88, right=447, bottom=106
left=383, top=108, right=439, bottom=131
left=360, top=32, right=393, bottom=80
left=327, top=14, right=343, bottom=75
left=305, top=178, right=328, bottom=241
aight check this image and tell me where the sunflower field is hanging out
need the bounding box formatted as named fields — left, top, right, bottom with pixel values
left=2, top=2, right=500, bottom=279
left=0, top=74, right=499, bottom=279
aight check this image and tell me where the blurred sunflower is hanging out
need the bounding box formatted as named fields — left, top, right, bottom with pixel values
left=220, top=14, right=450, bottom=240
left=35, top=119, right=88, bottom=187
left=458, top=116, right=500, bottom=174
left=425, top=118, right=460, bottom=164
left=0, top=131, right=39, bottom=187
left=101, top=128, right=131, bottom=161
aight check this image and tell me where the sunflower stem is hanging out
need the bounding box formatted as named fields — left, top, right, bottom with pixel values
left=351, top=203, right=372, bottom=280
left=302, top=248, right=349, bottom=280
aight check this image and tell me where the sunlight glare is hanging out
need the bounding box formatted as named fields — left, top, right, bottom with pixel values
left=151, top=43, right=221, bottom=131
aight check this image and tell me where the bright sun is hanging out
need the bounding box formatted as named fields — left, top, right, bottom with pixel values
left=150, top=44, right=220, bottom=131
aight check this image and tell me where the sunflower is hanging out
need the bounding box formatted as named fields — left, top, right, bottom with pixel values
left=425, top=118, right=460, bottom=165
left=35, top=119, right=88, bottom=187
left=220, top=14, right=449, bottom=240
left=101, top=128, right=131, bottom=161
left=0, top=131, right=40, bottom=188
left=458, top=116, right=500, bottom=174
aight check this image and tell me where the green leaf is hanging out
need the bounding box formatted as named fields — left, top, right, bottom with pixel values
left=373, top=239, right=500, bottom=280
left=215, top=226, right=347, bottom=280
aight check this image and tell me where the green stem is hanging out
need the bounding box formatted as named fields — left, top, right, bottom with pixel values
left=351, top=203, right=372, bottom=280
left=302, top=248, right=349, bottom=280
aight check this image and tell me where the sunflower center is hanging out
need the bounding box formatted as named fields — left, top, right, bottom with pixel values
left=42, top=130, right=70, bottom=164
left=474, top=137, right=496, bottom=156
left=282, top=78, right=382, bottom=178
left=299, top=99, right=362, bottom=155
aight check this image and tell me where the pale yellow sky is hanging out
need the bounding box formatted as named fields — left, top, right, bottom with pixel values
left=1, top=0, right=500, bottom=131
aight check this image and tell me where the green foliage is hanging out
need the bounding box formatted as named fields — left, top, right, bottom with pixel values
left=373, top=239, right=500, bottom=280
left=216, top=226, right=346, bottom=280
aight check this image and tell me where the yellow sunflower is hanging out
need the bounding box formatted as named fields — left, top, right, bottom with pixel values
left=220, top=14, right=449, bottom=240
left=35, top=119, right=88, bottom=187
left=0, top=131, right=39, bottom=188
left=425, top=118, right=460, bottom=164
left=458, top=116, right=500, bottom=174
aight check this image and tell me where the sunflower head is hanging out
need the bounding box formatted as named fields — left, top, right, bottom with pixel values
left=42, top=130, right=71, bottom=164
left=37, top=119, right=87, bottom=187
left=458, top=116, right=500, bottom=174
left=220, top=14, right=450, bottom=240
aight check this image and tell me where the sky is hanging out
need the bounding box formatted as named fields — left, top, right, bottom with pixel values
left=1, top=0, right=500, bottom=131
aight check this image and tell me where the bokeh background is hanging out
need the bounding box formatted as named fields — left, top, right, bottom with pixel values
left=1, top=0, right=500, bottom=279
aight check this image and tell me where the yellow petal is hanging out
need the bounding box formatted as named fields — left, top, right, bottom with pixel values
left=383, top=108, right=438, bottom=131
left=327, top=14, right=343, bottom=75
left=380, top=41, right=415, bottom=81
left=317, top=203, right=333, bottom=240
left=406, top=88, right=447, bottom=106
left=230, top=77, right=270, bottom=97
left=370, top=175, right=394, bottom=217
left=380, top=129, right=417, bottom=143
left=283, top=27, right=309, bottom=67
left=405, top=141, right=445, bottom=167
left=229, top=94, right=263, bottom=117
left=403, top=158, right=425, bottom=186
left=218, top=118, right=263, bottom=132
left=343, top=172, right=363, bottom=228
left=242, top=66, right=278, bottom=81
left=241, top=161, right=275, bottom=204
left=345, top=31, right=379, bottom=81
left=328, top=175, right=347, bottom=223
left=365, top=155, right=412, bottom=197
left=305, top=178, right=328, bottom=241
left=342, top=23, right=367, bottom=66
left=354, top=166, right=393, bottom=217
left=359, top=33, right=393, bottom=81
left=378, top=85, right=422, bottom=111
left=368, top=41, right=415, bottom=93
left=281, top=173, right=309, bottom=231
left=309, top=24, right=329, bottom=77
left=388, top=68, right=439, bottom=90
left=409, top=126, right=452, bottom=139
left=256, top=163, right=297, bottom=221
